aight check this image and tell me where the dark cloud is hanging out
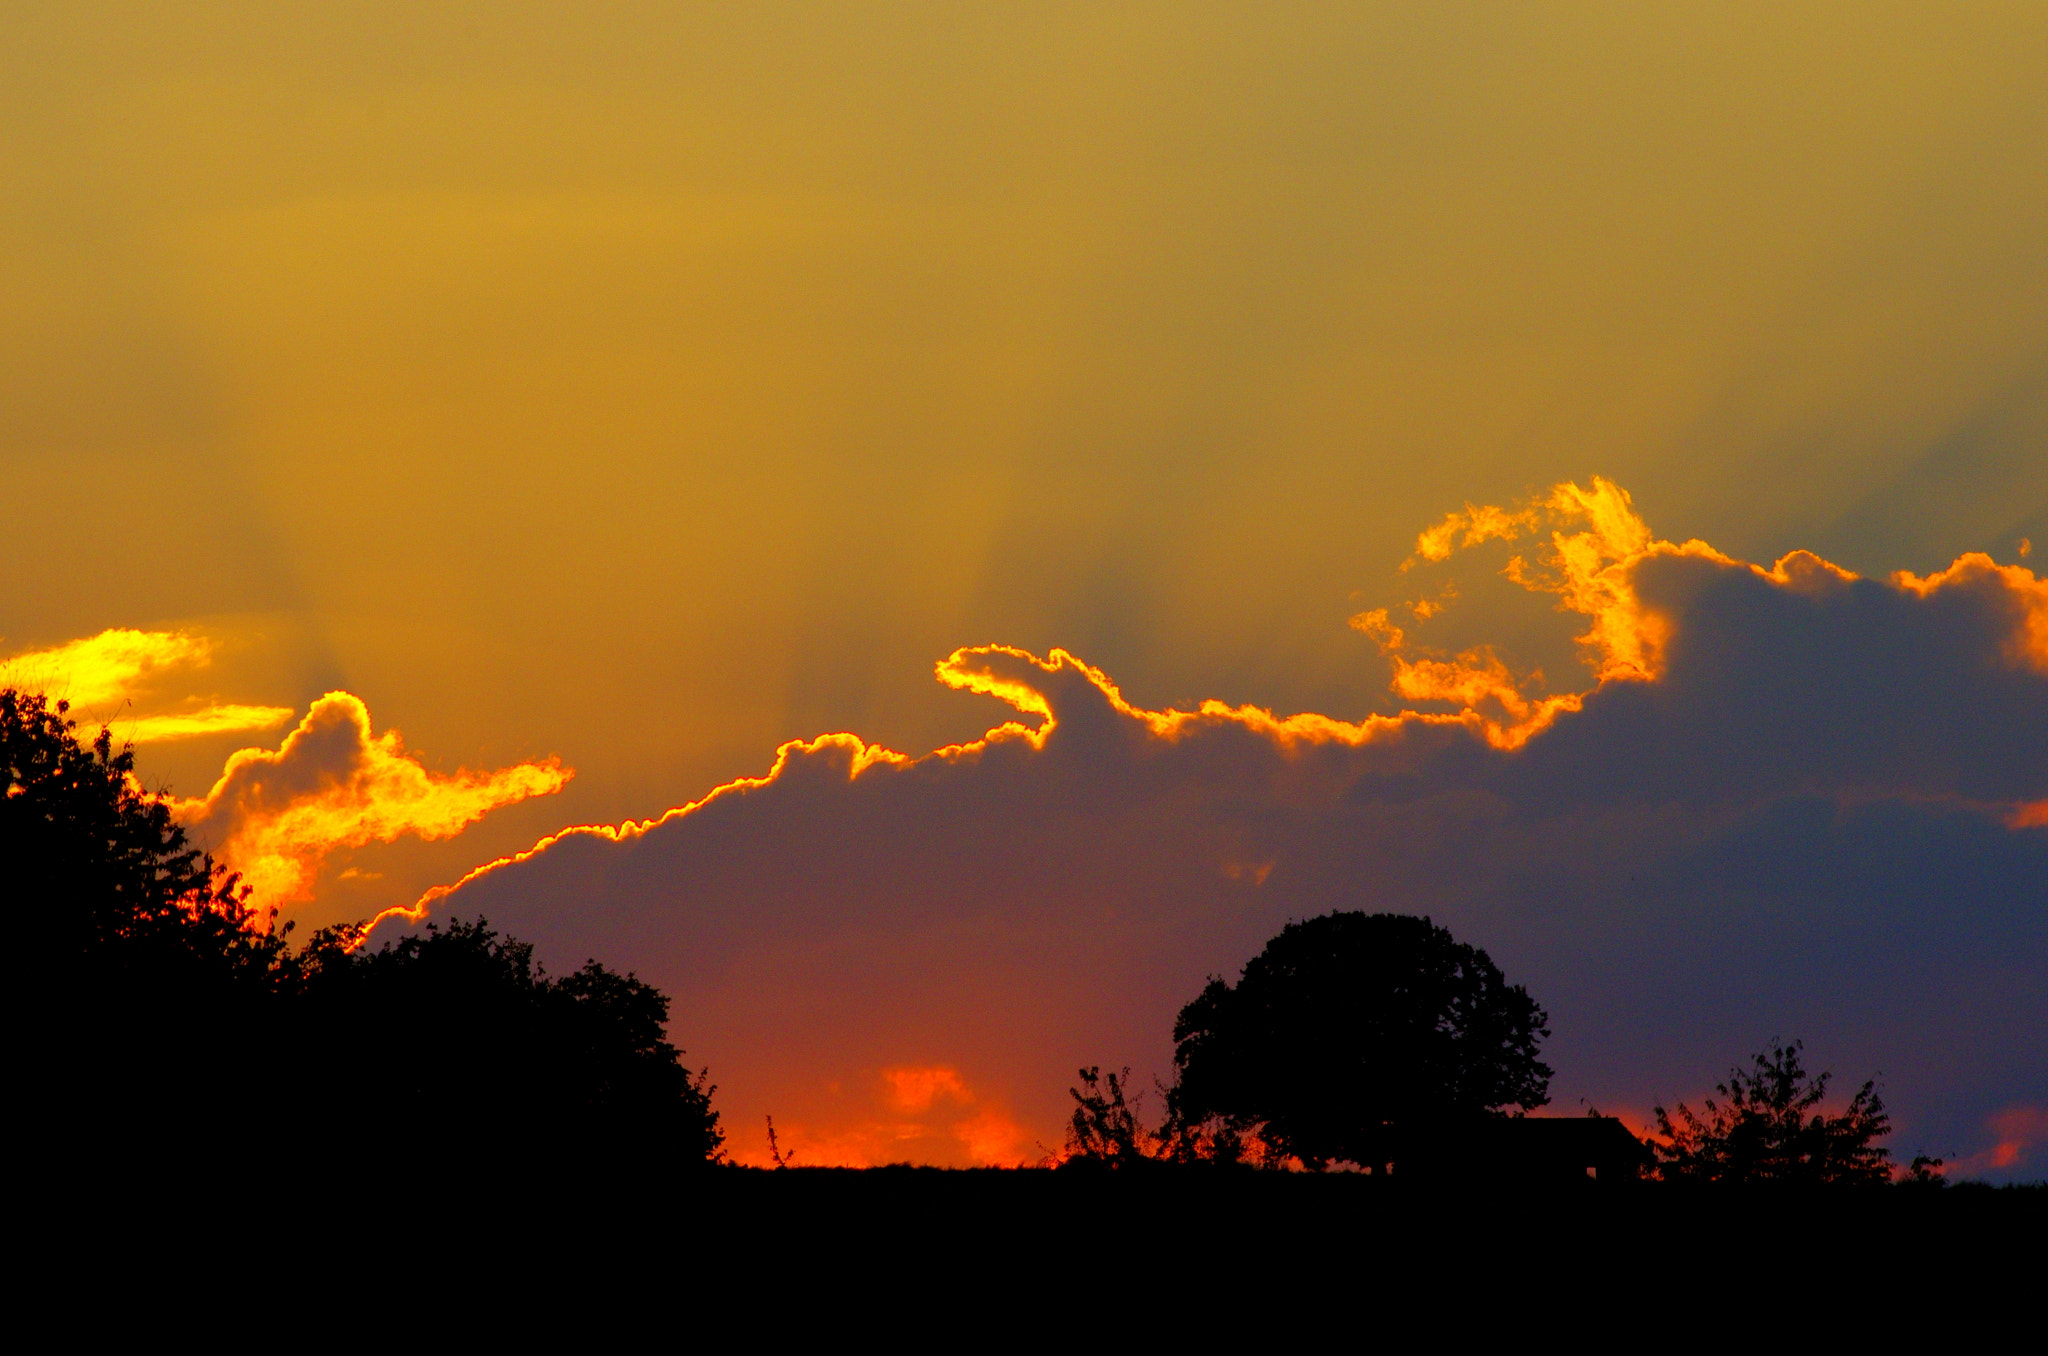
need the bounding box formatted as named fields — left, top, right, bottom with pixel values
left=403, top=494, right=2047, bottom=1172
left=1502, top=549, right=2048, bottom=807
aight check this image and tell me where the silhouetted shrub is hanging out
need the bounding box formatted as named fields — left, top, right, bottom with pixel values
left=1064, top=1066, right=1158, bottom=1168
left=1652, top=1040, right=1893, bottom=1185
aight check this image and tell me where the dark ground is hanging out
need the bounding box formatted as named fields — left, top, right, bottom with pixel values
left=44, top=1161, right=2041, bottom=1267
left=21, top=1165, right=2038, bottom=1337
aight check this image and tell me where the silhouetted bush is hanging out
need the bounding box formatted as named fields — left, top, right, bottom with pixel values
left=1652, top=1040, right=1893, bottom=1185
left=1064, top=1066, right=1162, bottom=1168
left=1064, top=1065, right=1255, bottom=1169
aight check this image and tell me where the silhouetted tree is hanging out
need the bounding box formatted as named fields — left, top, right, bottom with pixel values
left=1167, top=912, right=1551, bottom=1170
left=297, top=919, right=722, bottom=1159
left=6, top=687, right=721, bottom=1164
left=1652, top=1040, right=1893, bottom=1185
left=5, top=689, right=292, bottom=1134
left=3, top=689, right=276, bottom=964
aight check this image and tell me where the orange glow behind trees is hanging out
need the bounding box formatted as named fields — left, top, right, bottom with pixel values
left=13, top=479, right=2040, bottom=1168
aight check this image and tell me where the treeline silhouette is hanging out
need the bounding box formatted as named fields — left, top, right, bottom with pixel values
left=1066, top=912, right=1935, bottom=1187
left=6, top=689, right=720, bottom=1165
left=4, top=686, right=2012, bottom=1189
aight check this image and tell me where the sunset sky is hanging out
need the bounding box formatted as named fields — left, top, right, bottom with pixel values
left=5, top=5, right=2044, bottom=1174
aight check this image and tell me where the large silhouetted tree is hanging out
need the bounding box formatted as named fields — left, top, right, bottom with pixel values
left=3, top=690, right=276, bottom=965
left=1167, top=912, right=1551, bottom=1170
left=1652, top=1040, right=1893, bottom=1185
left=5, top=689, right=291, bottom=1133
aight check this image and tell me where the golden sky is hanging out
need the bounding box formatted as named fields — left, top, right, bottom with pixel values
left=5, top=5, right=2045, bottom=1170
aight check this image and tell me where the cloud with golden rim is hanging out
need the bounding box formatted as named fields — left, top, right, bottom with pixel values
left=381, top=479, right=2045, bottom=1172
left=173, top=692, right=571, bottom=915
left=3, top=629, right=569, bottom=916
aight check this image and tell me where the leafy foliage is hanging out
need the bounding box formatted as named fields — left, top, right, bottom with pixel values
left=4, top=689, right=278, bottom=972
left=7, top=690, right=294, bottom=1135
left=1167, top=912, right=1552, bottom=1169
left=297, top=919, right=721, bottom=1156
left=1652, top=1040, right=1893, bottom=1185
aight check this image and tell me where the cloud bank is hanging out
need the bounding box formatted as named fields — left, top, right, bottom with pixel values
left=392, top=481, right=2044, bottom=1172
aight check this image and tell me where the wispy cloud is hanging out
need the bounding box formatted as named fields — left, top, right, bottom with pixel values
left=0, top=628, right=291, bottom=740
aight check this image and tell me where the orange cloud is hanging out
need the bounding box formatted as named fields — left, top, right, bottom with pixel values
left=1348, top=607, right=1404, bottom=651
left=1376, top=478, right=2028, bottom=761
left=1986, top=1106, right=2047, bottom=1169
left=174, top=691, right=571, bottom=914
left=1, top=628, right=205, bottom=707
left=1409, top=501, right=1542, bottom=566
left=1408, top=585, right=1457, bottom=622
left=1757, top=549, right=1859, bottom=595
left=882, top=1065, right=975, bottom=1114
left=1373, top=477, right=1722, bottom=742
left=1941, top=1105, right=2047, bottom=1177
left=953, top=1108, right=1036, bottom=1166
left=1504, top=477, right=1700, bottom=683
left=1352, top=599, right=1575, bottom=747
left=732, top=1067, right=1036, bottom=1168
left=1892, top=553, right=2048, bottom=675
left=120, top=705, right=303, bottom=742
left=0, top=628, right=292, bottom=739
left=1401, top=477, right=1749, bottom=690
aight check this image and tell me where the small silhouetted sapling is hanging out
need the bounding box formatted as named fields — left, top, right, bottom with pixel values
left=1652, top=1040, right=1894, bottom=1185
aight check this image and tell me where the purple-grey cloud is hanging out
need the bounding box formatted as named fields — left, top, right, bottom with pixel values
left=393, top=483, right=2047, bottom=1172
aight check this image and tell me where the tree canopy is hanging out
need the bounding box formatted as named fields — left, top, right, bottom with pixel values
left=1166, top=912, right=1552, bottom=1169
left=5, top=687, right=720, bottom=1164
left=7, top=689, right=292, bottom=1136
left=1652, top=1041, right=1893, bottom=1185
left=4, top=688, right=277, bottom=971
left=296, top=919, right=721, bottom=1158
